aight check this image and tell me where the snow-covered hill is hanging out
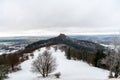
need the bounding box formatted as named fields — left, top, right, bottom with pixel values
left=5, top=47, right=109, bottom=80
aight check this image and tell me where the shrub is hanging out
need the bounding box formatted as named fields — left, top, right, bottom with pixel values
left=55, top=72, right=61, bottom=78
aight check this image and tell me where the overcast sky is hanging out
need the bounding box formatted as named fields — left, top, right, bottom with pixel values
left=0, top=0, right=120, bottom=36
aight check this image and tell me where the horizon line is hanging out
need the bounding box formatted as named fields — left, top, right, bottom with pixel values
left=0, top=33, right=119, bottom=38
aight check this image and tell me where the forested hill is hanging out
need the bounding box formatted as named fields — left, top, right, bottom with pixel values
left=26, top=34, right=104, bottom=53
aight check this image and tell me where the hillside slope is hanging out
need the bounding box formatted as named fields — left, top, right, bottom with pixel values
left=26, top=34, right=104, bottom=53
left=5, top=47, right=109, bottom=80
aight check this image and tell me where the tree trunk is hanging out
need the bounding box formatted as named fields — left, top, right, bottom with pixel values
left=109, top=71, right=114, bottom=78
left=46, top=73, right=48, bottom=77
left=42, top=74, right=45, bottom=77
left=114, top=72, right=118, bottom=78
left=11, top=64, right=14, bottom=71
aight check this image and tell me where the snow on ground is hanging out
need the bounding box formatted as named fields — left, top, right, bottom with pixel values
left=100, top=44, right=114, bottom=48
left=108, top=79, right=120, bottom=80
left=5, top=47, right=110, bottom=80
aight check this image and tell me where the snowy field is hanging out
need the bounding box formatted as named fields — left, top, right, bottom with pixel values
left=108, top=79, right=120, bottom=80
left=5, top=47, right=110, bottom=80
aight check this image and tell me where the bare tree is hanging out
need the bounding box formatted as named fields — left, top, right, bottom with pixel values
left=101, top=35, right=120, bottom=78
left=31, top=50, right=57, bottom=77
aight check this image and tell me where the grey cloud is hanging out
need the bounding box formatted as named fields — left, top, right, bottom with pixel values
left=0, top=0, right=120, bottom=36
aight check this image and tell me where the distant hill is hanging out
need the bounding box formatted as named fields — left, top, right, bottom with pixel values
left=0, top=39, right=28, bottom=43
left=70, top=35, right=115, bottom=44
left=26, top=34, right=104, bottom=53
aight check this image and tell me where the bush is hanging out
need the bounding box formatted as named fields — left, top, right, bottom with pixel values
left=0, top=65, right=9, bottom=80
left=30, top=53, right=34, bottom=59
left=55, top=72, right=61, bottom=78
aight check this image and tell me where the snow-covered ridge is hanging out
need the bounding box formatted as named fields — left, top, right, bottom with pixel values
left=5, top=47, right=109, bottom=80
